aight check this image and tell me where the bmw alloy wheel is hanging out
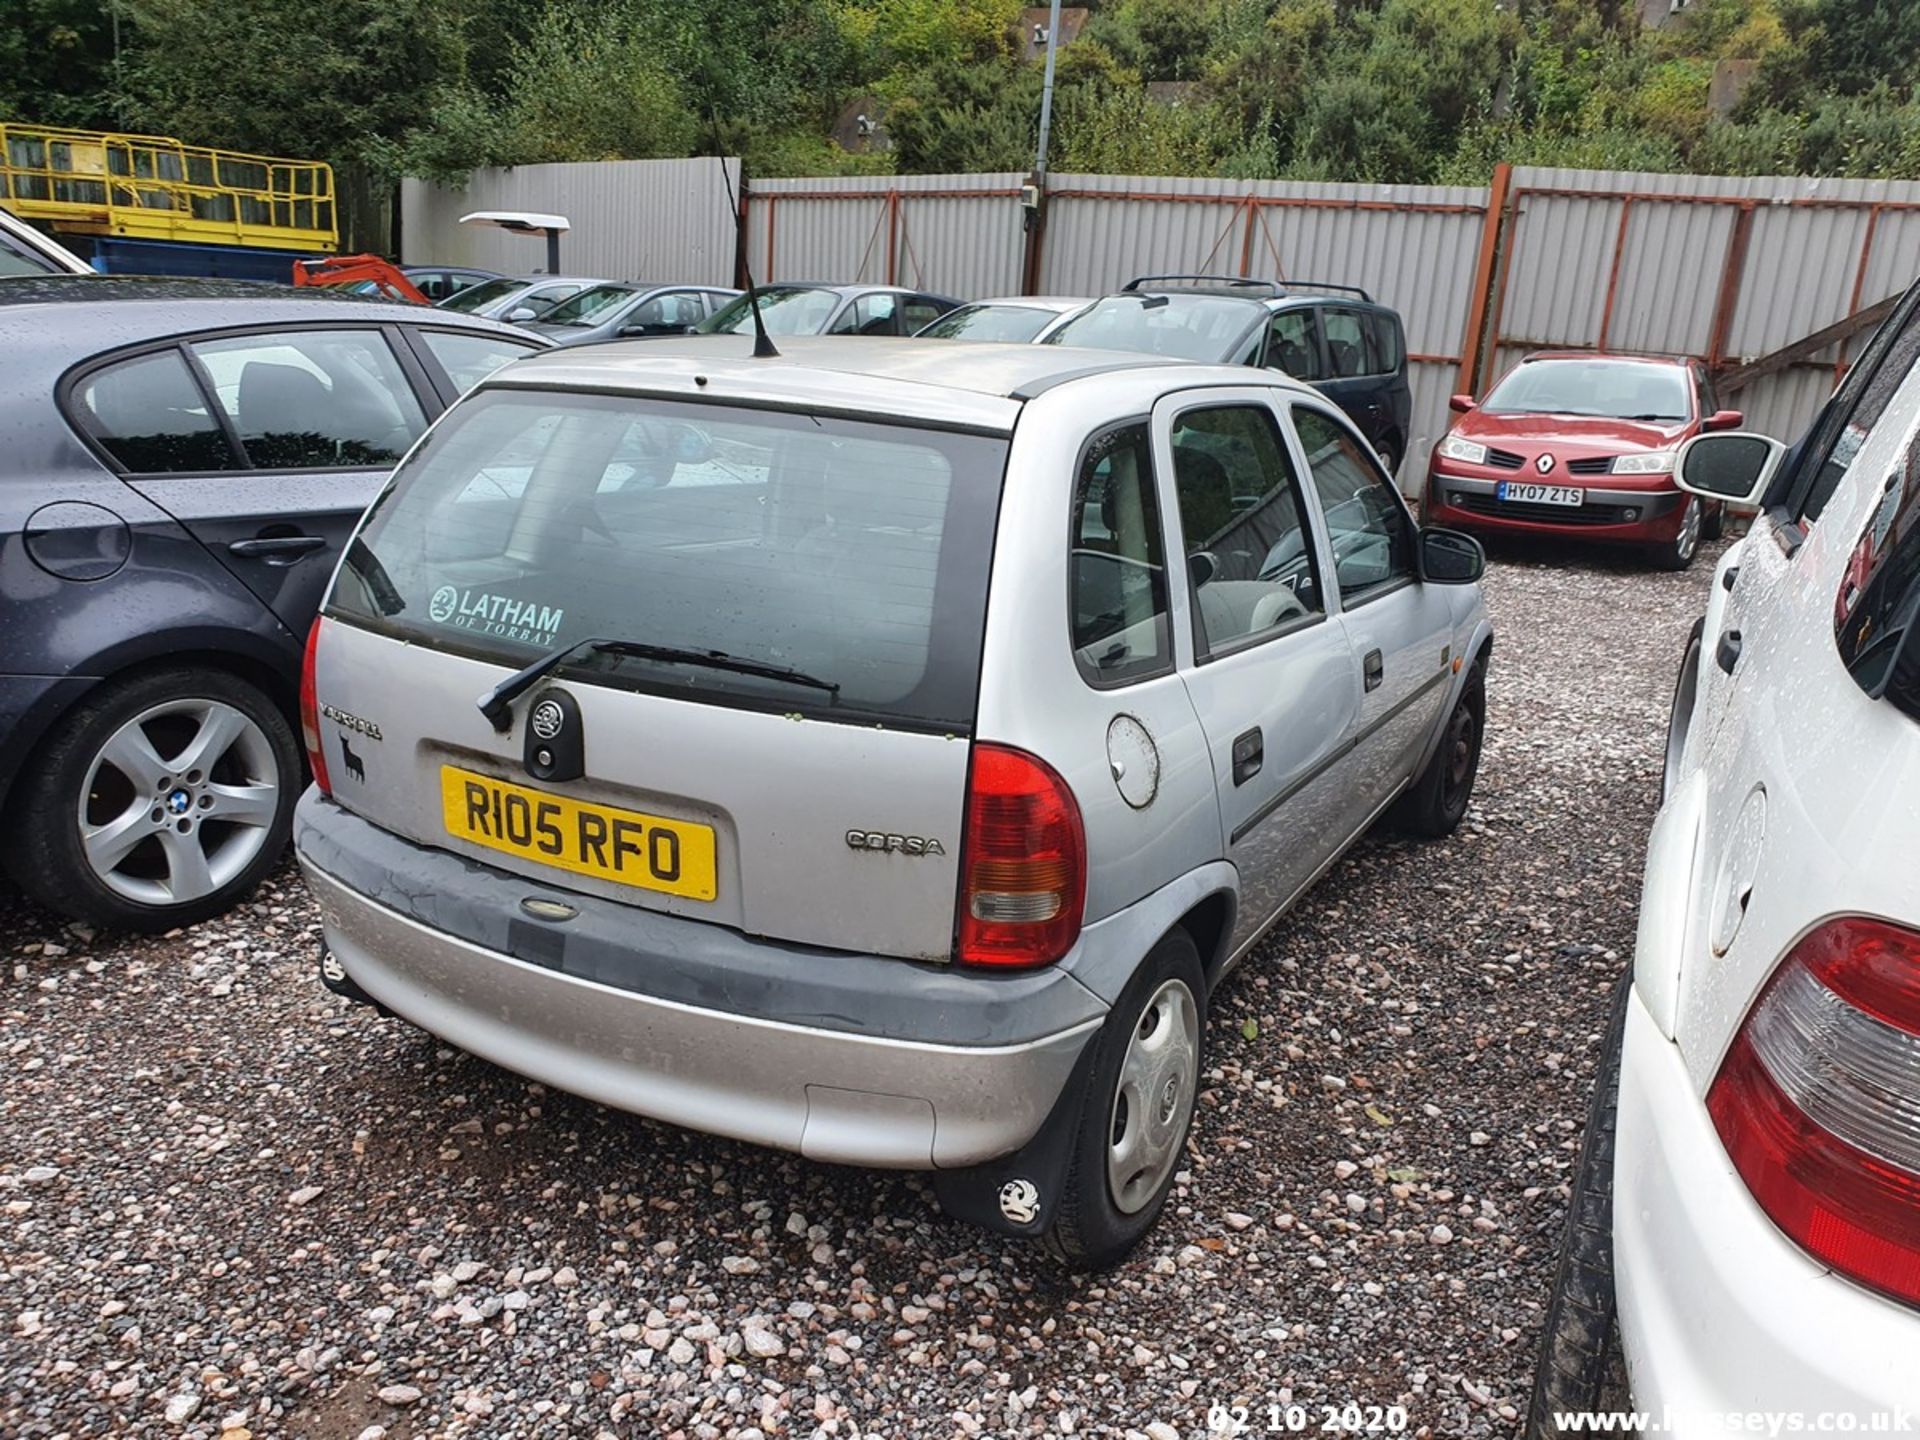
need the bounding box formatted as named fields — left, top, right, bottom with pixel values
left=1107, top=977, right=1201, bottom=1214
left=78, top=699, right=280, bottom=905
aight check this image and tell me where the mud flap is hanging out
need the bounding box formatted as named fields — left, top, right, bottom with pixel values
left=932, top=1039, right=1100, bottom=1239
left=318, top=941, right=391, bottom=1016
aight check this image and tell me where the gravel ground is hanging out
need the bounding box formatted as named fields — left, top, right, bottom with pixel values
left=2, top=537, right=1724, bottom=1440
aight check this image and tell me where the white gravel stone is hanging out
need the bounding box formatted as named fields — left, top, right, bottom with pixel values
left=164, top=1392, right=202, bottom=1425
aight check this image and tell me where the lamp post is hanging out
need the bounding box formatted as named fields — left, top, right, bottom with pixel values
left=1033, top=0, right=1064, bottom=182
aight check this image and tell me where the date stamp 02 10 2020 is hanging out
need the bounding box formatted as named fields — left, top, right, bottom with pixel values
left=1205, top=1400, right=1415, bottom=1435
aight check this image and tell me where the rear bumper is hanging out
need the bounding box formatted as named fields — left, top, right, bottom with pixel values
left=1426, top=471, right=1689, bottom=544
left=1613, top=986, right=1920, bottom=1426
left=295, top=792, right=1105, bottom=1169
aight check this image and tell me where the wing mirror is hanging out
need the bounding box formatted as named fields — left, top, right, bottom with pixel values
left=505, top=306, right=539, bottom=322
left=1188, top=551, right=1217, bottom=589
left=1703, top=408, right=1745, bottom=432
left=1418, top=527, right=1485, bottom=584
left=1675, top=431, right=1786, bottom=506
left=1449, top=393, right=1476, bottom=414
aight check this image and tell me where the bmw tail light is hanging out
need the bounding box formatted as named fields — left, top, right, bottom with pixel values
left=1708, top=917, right=1920, bottom=1307
left=955, top=744, right=1085, bottom=969
left=300, top=618, right=331, bottom=797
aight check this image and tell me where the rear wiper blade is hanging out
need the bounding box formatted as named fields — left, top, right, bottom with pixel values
left=477, top=636, right=838, bottom=732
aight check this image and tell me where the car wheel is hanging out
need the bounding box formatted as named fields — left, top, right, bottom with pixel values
left=1662, top=618, right=1705, bottom=804
left=1377, top=439, right=1402, bottom=477
left=1648, top=496, right=1702, bottom=570
left=1392, top=663, right=1485, bottom=838
left=1701, top=500, right=1725, bottom=542
left=6, top=668, right=299, bottom=932
left=1525, top=974, right=1632, bottom=1438
left=1043, top=929, right=1205, bottom=1271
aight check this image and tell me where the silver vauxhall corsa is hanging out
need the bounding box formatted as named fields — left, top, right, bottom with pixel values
left=295, top=336, right=1492, bottom=1267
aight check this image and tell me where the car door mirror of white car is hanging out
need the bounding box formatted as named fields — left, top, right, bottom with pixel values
left=505, top=306, right=539, bottom=322
left=1675, top=431, right=1787, bottom=506
left=1417, top=526, right=1485, bottom=584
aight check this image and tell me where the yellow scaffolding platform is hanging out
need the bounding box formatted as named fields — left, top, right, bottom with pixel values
left=0, top=124, right=336, bottom=253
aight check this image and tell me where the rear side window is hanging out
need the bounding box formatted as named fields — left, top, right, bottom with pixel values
left=72, top=350, right=238, bottom=474
left=1071, top=422, right=1170, bottom=684
left=329, top=391, right=1009, bottom=730
left=1323, top=308, right=1374, bottom=378
left=1367, top=312, right=1403, bottom=372
left=191, top=330, right=426, bottom=469
left=903, top=296, right=949, bottom=332
left=71, top=353, right=238, bottom=476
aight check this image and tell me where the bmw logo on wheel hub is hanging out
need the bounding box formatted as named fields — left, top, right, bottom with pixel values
left=167, top=788, right=192, bottom=816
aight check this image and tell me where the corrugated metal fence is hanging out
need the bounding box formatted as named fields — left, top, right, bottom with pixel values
left=742, top=172, right=1026, bottom=301
left=401, top=158, right=740, bottom=285
left=405, top=159, right=1920, bottom=492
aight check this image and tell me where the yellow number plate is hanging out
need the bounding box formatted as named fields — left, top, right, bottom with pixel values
left=439, top=765, right=717, bottom=901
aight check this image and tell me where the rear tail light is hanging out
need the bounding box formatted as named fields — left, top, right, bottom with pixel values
left=1708, top=917, right=1920, bottom=1307
left=300, top=618, right=330, bottom=797
left=955, top=744, right=1085, bottom=969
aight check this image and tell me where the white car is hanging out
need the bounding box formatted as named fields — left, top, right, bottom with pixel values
left=1529, top=278, right=1920, bottom=1433
left=912, top=295, right=1091, bottom=343
left=0, top=206, right=91, bottom=275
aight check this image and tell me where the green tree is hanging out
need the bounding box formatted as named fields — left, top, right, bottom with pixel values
left=1, top=0, right=121, bottom=130
left=122, top=0, right=466, bottom=165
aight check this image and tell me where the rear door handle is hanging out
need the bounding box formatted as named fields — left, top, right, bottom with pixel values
left=228, top=535, right=327, bottom=560
left=1715, top=629, right=1743, bottom=675
left=1363, top=648, right=1385, bottom=692
left=1231, top=728, right=1263, bottom=786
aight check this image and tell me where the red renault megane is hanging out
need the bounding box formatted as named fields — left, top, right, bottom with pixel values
left=1424, top=352, right=1744, bottom=569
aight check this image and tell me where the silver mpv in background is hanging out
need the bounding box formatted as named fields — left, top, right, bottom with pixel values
left=295, top=337, right=1492, bottom=1266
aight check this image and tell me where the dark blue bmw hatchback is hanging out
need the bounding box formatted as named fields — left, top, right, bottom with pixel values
left=0, top=276, right=548, bottom=930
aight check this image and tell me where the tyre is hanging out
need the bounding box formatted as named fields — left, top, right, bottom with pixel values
left=1647, top=496, right=1703, bottom=570
left=6, top=668, right=299, bottom=932
left=1661, top=618, right=1705, bottom=804
left=1392, top=663, right=1485, bottom=838
left=1524, top=974, right=1632, bottom=1438
left=1042, top=929, right=1206, bottom=1270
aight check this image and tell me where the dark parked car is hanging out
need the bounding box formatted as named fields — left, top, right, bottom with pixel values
left=696, top=284, right=961, bottom=339
left=1045, top=276, right=1415, bottom=473
left=0, top=276, right=549, bottom=930
left=345, top=265, right=504, bottom=304
left=527, top=282, right=741, bottom=348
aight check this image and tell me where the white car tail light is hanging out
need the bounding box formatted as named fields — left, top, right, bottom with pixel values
left=1708, top=917, right=1920, bottom=1307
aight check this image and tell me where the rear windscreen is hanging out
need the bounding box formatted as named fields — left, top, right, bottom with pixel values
left=326, top=389, right=1008, bottom=730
